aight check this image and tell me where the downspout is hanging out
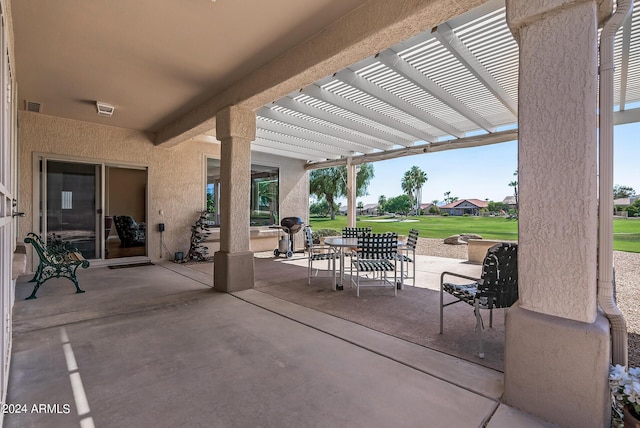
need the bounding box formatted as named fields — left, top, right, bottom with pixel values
left=598, top=0, right=633, bottom=367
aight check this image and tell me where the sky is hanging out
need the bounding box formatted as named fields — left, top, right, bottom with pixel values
left=346, top=121, right=639, bottom=206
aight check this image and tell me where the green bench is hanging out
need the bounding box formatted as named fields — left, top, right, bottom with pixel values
left=24, top=233, right=90, bottom=300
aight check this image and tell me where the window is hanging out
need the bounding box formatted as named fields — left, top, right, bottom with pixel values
left=206, top=158, right=279, bottom=226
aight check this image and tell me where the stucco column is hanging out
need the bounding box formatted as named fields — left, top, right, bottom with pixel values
left=213, top=106, right=256, bottom=292
left=346, top=157, right=357, bottom=228
left=503, top=1, right=611, bottom=427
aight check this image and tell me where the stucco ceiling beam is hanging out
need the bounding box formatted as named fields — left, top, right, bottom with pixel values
left=305, top=128, right=517, bottom=170
left=277, top=95, right=410, bottom=147
left=257, top=107, right=379, bottom=152
left=376, top=50, right=497, bottom=133
left=302, top=82, right=436, bottom=142
left=335, top=67, right=466, bottom=138
left=433, top=22, right=517, bottom=117
left=154, top=0, right=486, bottom=147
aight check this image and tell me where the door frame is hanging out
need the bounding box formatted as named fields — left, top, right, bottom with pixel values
left=32, top=153, right=149, bottom=267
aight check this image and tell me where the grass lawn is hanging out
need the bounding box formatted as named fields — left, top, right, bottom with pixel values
left=308, top=215, right=640, bottom=253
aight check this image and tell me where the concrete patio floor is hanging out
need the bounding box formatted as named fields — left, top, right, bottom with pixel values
left=5, top=257, right=553, bottom=427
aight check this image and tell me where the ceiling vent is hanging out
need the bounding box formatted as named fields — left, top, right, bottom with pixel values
left=96, top=101, right=115, bottom=117
left=25, top=101, right=41, bottom=113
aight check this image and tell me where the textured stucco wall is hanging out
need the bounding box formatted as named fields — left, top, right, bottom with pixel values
left=511, top=0, right=599, bottom=323
left=18, top=111, right=309, bottom=268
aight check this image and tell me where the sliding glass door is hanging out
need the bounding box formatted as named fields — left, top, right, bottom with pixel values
left=44, top=160, right=100, bottom=259
left=38, top=158, right=148, bottom=260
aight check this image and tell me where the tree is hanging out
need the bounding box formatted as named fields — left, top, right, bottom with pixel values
left=401, top=166, right=428, bottom=215
left=385, top=194, right=412, bottom=216
left=614, top=185, right=636, bottom=199
left=378, top=195, right=387, bottom=215
left=488, top=201, right=507, bottom=214
left=309, top=199, right=332, bottom=217
left=309, top=164, right=374, bottom=220
left=443, top=191, right=457, bottom=204
left=508, top=170, right=519, bottom=211
left=357, top=201, right=364, bottom=215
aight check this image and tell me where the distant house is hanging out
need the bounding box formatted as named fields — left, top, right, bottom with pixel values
left=361, top=203, right=378, bottom=215
left=440, top=199, right=489, bottom=216
left=503, top=195, right=517, bottom=208
left=614, top=197, right=636, bottom=207
left=419, top=202, right=434, bottom=213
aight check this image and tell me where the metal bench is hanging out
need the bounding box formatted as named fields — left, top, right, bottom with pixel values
left=24, top=232, right=90, bottom=300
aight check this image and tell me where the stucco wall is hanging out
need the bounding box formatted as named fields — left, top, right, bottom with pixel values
left=18, top=111, right=309, bottom=268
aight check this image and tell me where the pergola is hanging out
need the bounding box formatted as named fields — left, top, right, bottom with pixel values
left=8, top=0, right=639, bottom=426
left=193, top=0, right=640, bottom=164
left=194, top=0, right=640, bottom=226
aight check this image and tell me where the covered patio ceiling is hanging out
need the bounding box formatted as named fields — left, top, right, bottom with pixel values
left=194, top=0, right=640, bottom=166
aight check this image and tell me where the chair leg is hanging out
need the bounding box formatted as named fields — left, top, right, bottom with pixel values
left=393, top=268, right=397, bottom=296
left=439, top=284, right=444, bottom=334
left=474, top=300, right=485, bottom=359
left=412, top=251, right=416, bottom=286
left=489, top=307, right=493, bottom=328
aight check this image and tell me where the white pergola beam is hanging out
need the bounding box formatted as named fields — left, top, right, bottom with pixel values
left=377, top=50, right=497, bottom=132
left=257, top=107, right=375, bottom=154
left=305, top=129, right=518, bottom=169
left=275, top=97, right=399, bottom=149
left=434, top=22, right=517, bottom=117
left=253, top=138, right=338, bottom=161
left=257, top=116, right=368, bottom=155
left=255, top=128, right=353, bottom=158
left=279, top=95, right=412, bottom=147
left=303, top=82, right=436, bottom=142
left=619, top=11, right=633, bottom=110
left=335, top=68, right=466, bottom=138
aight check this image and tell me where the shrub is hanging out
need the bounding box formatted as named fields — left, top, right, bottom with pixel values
left=311, top=228, right=340, bottom=244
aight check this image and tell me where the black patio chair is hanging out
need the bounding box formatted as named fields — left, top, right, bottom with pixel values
left=352, top=232, right=398, bottom=297
left=439, top=242, right=518, bottom=358
left=396, top=228, right=419, bottom=287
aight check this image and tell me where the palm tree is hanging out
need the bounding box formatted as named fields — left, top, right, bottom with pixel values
left=309, top=164, right=375, bottom=220
left=401, top=166, right=428, bottom=215
left=509, top=169, right=519, bottom=211
left=401, top=171, right=416, bottom=213
left=409, top=166, right=427, bottom=215
left=378, top=195, right=387, bottom=215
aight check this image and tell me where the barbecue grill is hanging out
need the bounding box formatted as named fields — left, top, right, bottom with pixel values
left=273, top=216, right=304, bottom=258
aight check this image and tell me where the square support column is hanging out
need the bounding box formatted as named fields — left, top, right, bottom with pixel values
left=213, top=106, right=256, bottom=292
left=504, top=1, right=611, bottom=426
left=346, top=157, right=357, bottom=228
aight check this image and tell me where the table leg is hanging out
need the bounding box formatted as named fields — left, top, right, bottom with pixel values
left=336, top=249, right=344, bottom=290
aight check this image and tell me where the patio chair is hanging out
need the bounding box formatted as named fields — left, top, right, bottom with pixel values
left=352, top=232, right=398, bottom=297
left=304, top=226, right=338, bottom=286
left=396, top=228, right=419, bottom=287
left=439, top=242, right=518, bottom=358
left=113, top=215, right=146, bottom=247
left=341, top=226, right=372, bottom=238
left=341, top=226, right=372, bottom=277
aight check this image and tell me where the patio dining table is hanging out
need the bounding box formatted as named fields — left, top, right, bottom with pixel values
left=324, top=236, right=405, bottom=291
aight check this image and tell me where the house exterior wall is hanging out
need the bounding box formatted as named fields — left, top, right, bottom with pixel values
left=17, top=111, right=308, bottom=268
